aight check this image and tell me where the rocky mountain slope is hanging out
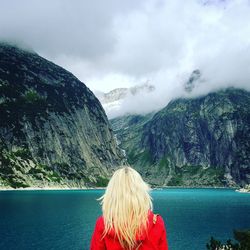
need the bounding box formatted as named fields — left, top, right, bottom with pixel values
left=0, top=43, right=125, bottom=189
left=111, top=88, right=250, bottom=187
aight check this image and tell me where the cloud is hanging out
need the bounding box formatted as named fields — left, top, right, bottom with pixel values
left=0, top=0, right=144, bottom=59
left=1, top=0, right=250, bottom=118
left=104, top=71, right=186, bottom=118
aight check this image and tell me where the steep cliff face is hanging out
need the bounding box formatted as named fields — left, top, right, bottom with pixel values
left=0, top=43, right=124, bottom=188
left=111, top=88, right=250, bottom=187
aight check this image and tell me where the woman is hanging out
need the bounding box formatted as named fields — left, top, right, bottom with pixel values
left=90, top=166, right=168, bottom=250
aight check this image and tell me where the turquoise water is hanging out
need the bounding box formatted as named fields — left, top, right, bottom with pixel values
left=0, top=188, right=249, bottom=250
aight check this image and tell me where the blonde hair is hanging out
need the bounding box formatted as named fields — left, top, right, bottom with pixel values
left=99, top=166, right=153, bottom=249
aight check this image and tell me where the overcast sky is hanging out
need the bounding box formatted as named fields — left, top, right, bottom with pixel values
left=1, top=0, right=250, bottom=116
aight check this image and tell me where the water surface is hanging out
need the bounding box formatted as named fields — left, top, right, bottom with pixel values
left=0, top=188, right=249, bottom=250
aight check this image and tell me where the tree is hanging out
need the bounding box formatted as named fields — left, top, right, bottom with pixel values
left=206, top=230, right=250, bottom=250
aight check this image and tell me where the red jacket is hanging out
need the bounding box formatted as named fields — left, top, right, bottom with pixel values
left=90, top=211, right=168, bottom=250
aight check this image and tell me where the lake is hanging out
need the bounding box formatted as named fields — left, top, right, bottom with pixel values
left=0, top=188, right=249, bottom=250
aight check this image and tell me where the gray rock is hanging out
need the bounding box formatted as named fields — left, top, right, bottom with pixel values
left=0, top=42, right=125, bottom=188
left=111, top=88, right=250, bottom=187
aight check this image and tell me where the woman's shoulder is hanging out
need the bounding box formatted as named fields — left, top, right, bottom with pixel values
left=149, top=210, right=164, bottom=221
left=155, top=214, right=165, bottom=225
left=95, top=216, right=105, bottom=230
left=149, top=211, right=166, bottom=229
left=145, top=211, right=167, bottom=242
left=96, top=215, right=104, bottom=223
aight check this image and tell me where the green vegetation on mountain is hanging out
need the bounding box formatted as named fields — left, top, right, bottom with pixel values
left=0, top=43, right=125, bottom=189
left=111, top=88, right=250, bottom=187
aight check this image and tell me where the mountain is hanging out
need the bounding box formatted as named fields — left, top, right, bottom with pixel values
left=184, top=69, right=201, bottom=92
left=0, top=42, right=125, bottom=189
left=95, top=88, right=128, bottom=104
left=111, top=88, right=250, bottom=187
left=95, top=83, right=155, bottom=118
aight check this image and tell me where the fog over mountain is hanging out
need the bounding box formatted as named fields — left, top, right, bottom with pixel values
left=95, top=83, right=156, bottom=118
left=1, top=0, right=250, bottom=117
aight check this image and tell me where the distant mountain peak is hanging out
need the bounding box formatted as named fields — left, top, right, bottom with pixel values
left=95, top=83, right=155, bottom=103
left=184, top=69, right=202, bottom=93
left=94, top=82, right=155, bottom=118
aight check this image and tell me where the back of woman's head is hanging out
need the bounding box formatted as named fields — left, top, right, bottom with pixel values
left=100, top=166, right=152, bottom=249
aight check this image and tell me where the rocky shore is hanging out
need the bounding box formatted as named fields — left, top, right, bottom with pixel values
left=236, top=184, right=250, bottom=193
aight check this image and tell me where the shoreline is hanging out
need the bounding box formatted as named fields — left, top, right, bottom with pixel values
left=0, top=186, right=238, bottom=192
left=154, top=186, right=236, bottom=189
left=0, top=186, right=106, bottom=191
left=235, top=184, right=250, bottom=193
left=235, top=188, right=250, bottom=194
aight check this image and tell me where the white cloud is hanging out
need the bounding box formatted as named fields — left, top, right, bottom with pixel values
left=1, top=0, right=250, bottom=117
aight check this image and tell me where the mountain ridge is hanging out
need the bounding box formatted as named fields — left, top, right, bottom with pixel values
left=0, top=42, right=125, bottom=189
left=111, top=87, right=250, bottom=187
